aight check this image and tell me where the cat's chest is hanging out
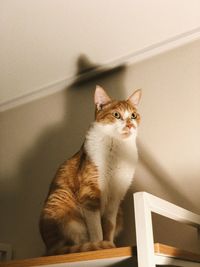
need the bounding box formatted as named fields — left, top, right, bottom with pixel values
left=85, top=127, right=138, bottom=198
left=96, top=138, right=137, bottom=189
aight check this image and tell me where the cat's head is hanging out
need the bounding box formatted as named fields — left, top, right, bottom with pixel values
left=94, top=85, right=141, bottom=140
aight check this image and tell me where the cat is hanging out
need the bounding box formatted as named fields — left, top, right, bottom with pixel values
left=39, top=85, right=142, bottom=255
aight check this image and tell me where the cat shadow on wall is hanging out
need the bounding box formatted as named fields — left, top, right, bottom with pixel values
left=2, top=54, right=135, bottom=259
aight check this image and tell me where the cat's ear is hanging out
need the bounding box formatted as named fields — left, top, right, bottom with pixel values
left=94, top=85, right=111, bottom=111
left=128, top=89, right=142, bottom=108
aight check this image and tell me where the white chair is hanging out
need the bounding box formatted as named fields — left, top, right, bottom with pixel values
left=134, top=192, right=200, bottom=267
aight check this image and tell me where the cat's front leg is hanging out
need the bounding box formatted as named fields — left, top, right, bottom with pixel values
left=79, top=178, right=103, bottom=242
left=83, top=209, right=103, bottom=241
left=102, top=199, right=120, bottom=243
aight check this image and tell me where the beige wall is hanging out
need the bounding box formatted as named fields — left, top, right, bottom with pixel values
left=0, top=40, right=200, bottom=259
left=1, top=0, right=200, bottom=106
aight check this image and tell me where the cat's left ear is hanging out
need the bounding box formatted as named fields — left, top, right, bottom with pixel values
left=127, top=89, right=142, bottom=108
left=94, top=85, right=111, bottom=111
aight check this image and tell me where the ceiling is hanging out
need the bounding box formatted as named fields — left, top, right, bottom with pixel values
left=1, top=0, right=200, bottom=110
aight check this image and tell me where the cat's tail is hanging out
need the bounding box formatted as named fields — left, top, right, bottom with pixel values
left=47, top=241, right=115, bottom=255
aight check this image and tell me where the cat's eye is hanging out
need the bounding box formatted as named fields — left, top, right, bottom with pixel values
left=131, top=112, right=137, bottom=120
left=113, top=112, right=121, bottom=119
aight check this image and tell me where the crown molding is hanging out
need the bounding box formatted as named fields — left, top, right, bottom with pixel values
left=1, top=27, right=200, bottom=112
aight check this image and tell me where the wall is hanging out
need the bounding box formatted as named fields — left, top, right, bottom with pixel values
left=1, top=0, right=200, bottom=108
left=121, top=39, right=200, bottom=254
left=0, top=40, right=200, bottom=259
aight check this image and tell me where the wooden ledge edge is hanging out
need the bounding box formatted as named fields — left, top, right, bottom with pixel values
left=0, top=246, right=135, bottom=267
left=154, top=243, right=200, bottom=263
left=2, top=243, right=200, bottom=266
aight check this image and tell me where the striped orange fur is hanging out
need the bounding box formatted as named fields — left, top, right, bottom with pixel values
left=40, top=86, right=141, bottom=255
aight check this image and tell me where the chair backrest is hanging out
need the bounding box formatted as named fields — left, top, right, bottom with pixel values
left=133, top=192, right=200, bottom=267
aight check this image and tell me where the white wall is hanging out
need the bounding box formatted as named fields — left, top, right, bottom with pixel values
left=0, top=40, right=200, bottom=259
left=1, top=0, right=200, bottom=107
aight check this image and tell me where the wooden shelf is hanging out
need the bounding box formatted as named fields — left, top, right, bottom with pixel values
left=155, top=243, right=200, bottom=263
left=1, top=244, right=200, bottom=267
left=0, top=246, right=135, bottom=267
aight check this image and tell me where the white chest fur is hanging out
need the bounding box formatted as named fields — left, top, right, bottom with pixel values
left=85, top=122, right=138, bottom=212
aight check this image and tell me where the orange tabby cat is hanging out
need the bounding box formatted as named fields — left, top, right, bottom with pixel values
left=39, top=86, right=142, bottom=255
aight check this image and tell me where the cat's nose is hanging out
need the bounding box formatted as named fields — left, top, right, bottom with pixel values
left=126, top=122, right=135, bottom=129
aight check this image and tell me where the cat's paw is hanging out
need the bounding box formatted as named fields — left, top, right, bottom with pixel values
left=98, top=240, right=116, bottom=249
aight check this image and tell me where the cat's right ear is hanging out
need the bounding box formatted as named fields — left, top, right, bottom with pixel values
left=94, top=85, right=111, bottom=111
